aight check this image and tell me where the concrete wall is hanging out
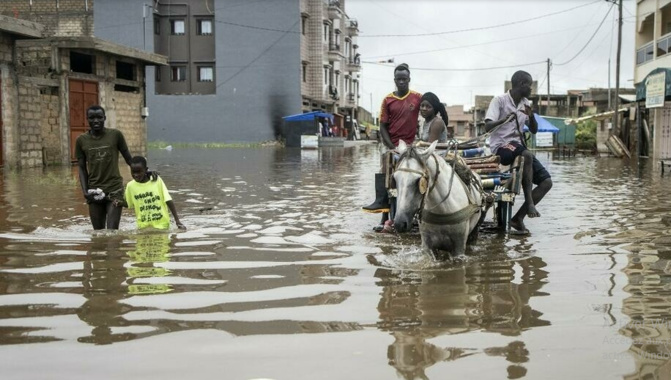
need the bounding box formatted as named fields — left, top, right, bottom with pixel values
left=95, top=0, right=303, bottom=144
left=2, top=0, right=94, bottom=37
left=0, top=32, right=19, bottom=168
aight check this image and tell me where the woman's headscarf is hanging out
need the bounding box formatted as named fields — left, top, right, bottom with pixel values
left=421, top=92, right=449, bottom=126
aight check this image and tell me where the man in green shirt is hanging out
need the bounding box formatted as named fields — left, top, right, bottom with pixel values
left=75, top=105, right=135, bottom=230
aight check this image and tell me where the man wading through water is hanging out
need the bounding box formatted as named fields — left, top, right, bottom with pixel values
left=484, top=70, right=553, bottom=235
left=362, top=63, right=421, bottom=232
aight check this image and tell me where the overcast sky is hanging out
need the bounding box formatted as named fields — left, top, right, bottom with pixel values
left=347, top=0, right=635, bottom=114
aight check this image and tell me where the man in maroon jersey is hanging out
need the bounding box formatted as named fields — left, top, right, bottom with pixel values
left=362, top=63, right=422, bottom=231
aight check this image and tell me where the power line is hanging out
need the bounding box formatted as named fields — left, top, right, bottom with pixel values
left=215, top=20, right=299, bottom=89
left=363, top=23, right=599, bottom=60
left=214, top=19, right=300, bottom=34
left=554, top=3, right=614, bottom=66
left=359, top=0, right=602, bottom=38
left=361, top=60, right=547, bottom=72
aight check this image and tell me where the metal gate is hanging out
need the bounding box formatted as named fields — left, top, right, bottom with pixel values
left=69, top=79, right=98, bottom=161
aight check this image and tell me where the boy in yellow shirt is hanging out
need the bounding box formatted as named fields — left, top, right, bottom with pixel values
left=117, top=156, right=186, bottom=230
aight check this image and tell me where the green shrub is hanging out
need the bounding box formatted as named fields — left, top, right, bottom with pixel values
left=575, top=120, right=596, bottom=150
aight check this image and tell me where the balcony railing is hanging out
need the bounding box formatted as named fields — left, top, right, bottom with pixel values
left=658, top=33, right=671, bottom=59
left=329, top=43, right=340, bottom=52
left=637, top=42, right=654, bottom=65
left=347, top=93, right=355, bottom=101
left=348, top=57, right=360, bottom=66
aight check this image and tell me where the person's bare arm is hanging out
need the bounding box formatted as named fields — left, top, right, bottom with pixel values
left=428, top=119, right=443, bottom=142
left=380, top=122, right=394, bottom=149
left=485, top=112, right=516, bottom=132
left=166, top=200, right=186, bottom=230
left=77, top=157, right=97, bottom=202
left=525, top=105, right=538, bottom=134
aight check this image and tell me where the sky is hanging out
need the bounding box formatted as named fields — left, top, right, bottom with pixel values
left=346, top=0, right=636, bottom=115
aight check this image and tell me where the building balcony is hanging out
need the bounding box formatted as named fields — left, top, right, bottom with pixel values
left=328, top=44, right=342, bottom=60
left=347, top=57, right=360, bottom=71
left=657, top=33, right=671, bottom=60
left=347, top=19, right=359, bottom=36
left=637, top=41, right=654, bottom=66
left=328, top=0, right=343, bottom=19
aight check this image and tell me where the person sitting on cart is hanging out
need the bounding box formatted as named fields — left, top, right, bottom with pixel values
left=419, top=92, right=451, bottom=143
left=484, top=70, right=552, bottom=235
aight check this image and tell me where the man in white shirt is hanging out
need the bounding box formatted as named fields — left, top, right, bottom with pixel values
left=484, top=71, right=553, bottom=234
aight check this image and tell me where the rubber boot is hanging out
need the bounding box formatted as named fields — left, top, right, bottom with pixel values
left=362, top=173, right=390, bottom=213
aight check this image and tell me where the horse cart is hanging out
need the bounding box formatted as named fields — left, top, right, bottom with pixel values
left=384, top=140, right=525, bottom=234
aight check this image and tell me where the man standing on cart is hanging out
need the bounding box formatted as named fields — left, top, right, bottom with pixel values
left=484, top=70, right=553, bottom=235
left=362, top=63, right=422, bottom=232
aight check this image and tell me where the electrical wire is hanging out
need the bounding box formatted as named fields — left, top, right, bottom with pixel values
left=359, top=0, right=602, bottom=38
left=363, top=23, right=599, bottom=60
left=214, top=19, right=300, bottom=34
left=554, top=3, right=614, bottom=66
left=361, top=60, right=547, bottom=72
left=215, top=19, right=300, bottom=89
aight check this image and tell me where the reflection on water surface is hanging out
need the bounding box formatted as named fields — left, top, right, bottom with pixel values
left=0, top=147, right=670, bottom=379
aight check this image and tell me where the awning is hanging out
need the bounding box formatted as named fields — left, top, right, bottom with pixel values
left=523, top=113, right=560, bottom=133
left=282, top=111, right=334, bottom=122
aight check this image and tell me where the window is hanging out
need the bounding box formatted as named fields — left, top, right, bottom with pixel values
left=70, top=51, right=95, bottom=74
left=323, top=23, right=329, bottom=42
left=155, top=66, right=161, bottom=82
left=197, top=19, right=213, bottom=35
left=198, top=66, right=214, bottom=82
left=154, top=17, right=160, bottom=35
left=302, top=62, right=307, bottom=83
left=324, top=67, right=329, bottom=85
left=116, top=61, right=136, bottom=81
left=301, top=16, right=307, bottom=35
left=171, top=66, right=186, bottom=81
left=171, top=19, right=185, bottom=35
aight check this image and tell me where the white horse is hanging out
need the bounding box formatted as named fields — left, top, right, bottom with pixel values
left=393, top=140, right=484, bottom=261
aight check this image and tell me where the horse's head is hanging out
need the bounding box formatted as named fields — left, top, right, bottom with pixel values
left=393, top=140, right=437, bottom=232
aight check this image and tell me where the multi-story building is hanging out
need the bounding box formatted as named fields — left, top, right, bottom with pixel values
left=634, top=0, right=671, bottom=159
left=300, top=0, right=360, bottom=130
left=0, top=2, right=166, bottom=168
left=92, top=0, right=361, bottom=143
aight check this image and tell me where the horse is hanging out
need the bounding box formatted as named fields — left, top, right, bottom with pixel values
left=393, top=140, right=484, bottom=261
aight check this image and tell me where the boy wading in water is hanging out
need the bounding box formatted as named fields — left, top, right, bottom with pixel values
left=117, top=156, right=186, bottom=230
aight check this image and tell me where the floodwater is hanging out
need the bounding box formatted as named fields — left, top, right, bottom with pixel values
left=0, top=145, right=670, bottom=379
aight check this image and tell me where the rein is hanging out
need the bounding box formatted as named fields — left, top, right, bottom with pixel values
left=396, top=142, right=481, bottom=226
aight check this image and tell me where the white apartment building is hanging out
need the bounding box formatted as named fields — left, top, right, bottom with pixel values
left=635, top=0, right=671, bottom=159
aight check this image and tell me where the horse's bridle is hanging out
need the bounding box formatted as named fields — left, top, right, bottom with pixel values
left=395, top=148, right=440, bottom=197
left=395, top=144, right=481, bottom=225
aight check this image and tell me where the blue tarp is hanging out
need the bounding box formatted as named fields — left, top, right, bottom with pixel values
left=282, top=111, right=334, bottom=122
left=523, top=113, right=560, bottom=133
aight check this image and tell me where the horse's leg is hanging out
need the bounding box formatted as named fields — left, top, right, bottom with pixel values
left=450, top=226, right=469, bottom=260
left=467, top=212, right=483, bottom=244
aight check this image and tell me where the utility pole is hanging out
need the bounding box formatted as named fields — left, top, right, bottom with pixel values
left=613, top=0, right=623, bottom=135
left=547, top=58, right=551, bottom=115
left=608, top=58, right=611, bottom=110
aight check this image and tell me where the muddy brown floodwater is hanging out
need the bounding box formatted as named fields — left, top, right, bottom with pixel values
left=1, top=145, right=671, bottom=379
